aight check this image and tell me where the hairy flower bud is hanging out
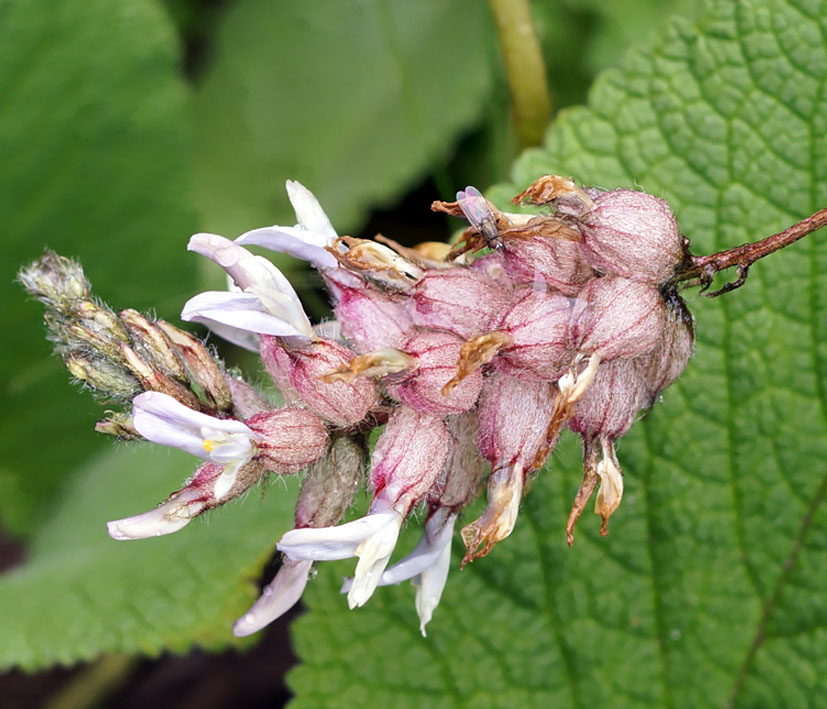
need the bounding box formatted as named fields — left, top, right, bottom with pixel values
left=568, top=359, right=647, bottom=440
left=571, top=276, right=665, bottom=360
left=294, top=434, right=366, bottom=529
left=578, top=189, right=686, bottom=284
left=635, top=293, right=695, bottom=404
left=492, top=287, right=573, bottom=381
left=324, top=269, right=413, bottom=353
left=157, top=321, right=234, bottom=413
left=387, top=331, right=483, bottom=416
left=245, top=408, right=329, bottom=473
left=428, top=412, right=488, bottom=514
left=66, top=355, right=140, bottom=397
left=260, top=335, right=377, bottom=426
left=501, top=231, right=593, bottom=296
left=120, top=309, right=188, bottom=382
left=410, top=267, right=511, bottom=338
left=463, top=374, right=555, bottom=563
left=369, top=406, right=452, bottom=513
left=224, top=375, right=272, bottom=419
left=120, top=343, right=204, bottom=411
left=18, top=249, right=90, bottom=313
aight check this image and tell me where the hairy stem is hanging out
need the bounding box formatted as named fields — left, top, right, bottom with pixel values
left=675, top=207, right=827, bottom=296
left=488, top=0, right=551, bottom=150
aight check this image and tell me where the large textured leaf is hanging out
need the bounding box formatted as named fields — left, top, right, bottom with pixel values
left=192, top=0, right=495, bottom=237
left=288, top=1, right=827, bottom=706
left=0, top=444, right=299, bottom=670
left=0, top=0, right=198, bottom=535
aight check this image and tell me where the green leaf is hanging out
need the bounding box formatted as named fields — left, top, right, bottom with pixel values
left=531, top=0, right=700, bottom=110
left=288, top=1, right=827, bottom=706
left=0, top=0, right=198, bottom=535
left=0, top=444, right=298, bottom=670
left=191, top=0, right=496, bottom=237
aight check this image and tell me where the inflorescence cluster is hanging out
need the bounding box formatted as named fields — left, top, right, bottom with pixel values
left=22, top=175, right=699, bottom=636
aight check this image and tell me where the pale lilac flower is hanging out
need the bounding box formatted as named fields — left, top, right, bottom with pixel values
left=131, top=391, right=258, bottom=499
left=107, top=487, right=209, bottom=540
left=341, top=507, right=456, bottom=636
left=181, top=234, right=314, bottom=350
left=278, top=407, right=451, bottom=608
left=236, top=180, right=339, bottom=270
left=277, top=498, right=405, bottom=609
left=107, top=461, right=234, bottom=539
left=232, top=559, right=313, bottom=637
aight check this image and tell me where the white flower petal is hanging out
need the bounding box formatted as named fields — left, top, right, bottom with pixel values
left=384, top=510, right=455, bottom=586
left=181, top=291, right=312, bottom=343
left=414, top=519, right=454, bottom=637
left=107, top=490, right=206, bottom=540
left=233, top=559, right=312, bottom=637
left=132, top=392, right=255, bottom=461
left=277, top=512, right=398, bottom=562
left=212, top=459, right=244, bottom=500
left=285, top=180, right=338, bottom=241
left=187, top=234, right=314, bottom=337
left=347, top=512, right=405, bottom=609
left=237, top=226, right=339, bottom=271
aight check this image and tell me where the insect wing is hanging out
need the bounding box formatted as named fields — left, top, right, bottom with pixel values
left=457, top=186, right=501, bottom=248
left=456, top=186, right=494, bottom=229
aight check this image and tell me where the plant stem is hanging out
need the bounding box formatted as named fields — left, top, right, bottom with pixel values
left=44, top=654, right=138, bottom=709
left=488, top=0, right=551, bottom=150
left=675, top=207, right=827, bottom=296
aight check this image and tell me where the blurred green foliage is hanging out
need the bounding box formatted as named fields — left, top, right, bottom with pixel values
left=2, top=1, right=825, bottom=708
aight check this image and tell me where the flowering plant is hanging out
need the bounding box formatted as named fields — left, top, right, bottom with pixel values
left=21, top=174, right=824, bottom=639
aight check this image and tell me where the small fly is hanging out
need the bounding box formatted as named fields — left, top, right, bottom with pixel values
left=456, top=186, right=503, bottom=250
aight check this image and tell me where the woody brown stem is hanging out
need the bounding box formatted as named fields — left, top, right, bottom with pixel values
left=675, top=207, right=827, bottom=296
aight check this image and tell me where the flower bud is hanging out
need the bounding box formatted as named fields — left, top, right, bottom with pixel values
left=492, top=287, right=573, bottom=381
left=245, top=407, right=329, bottom=473
left=387, top=331, right=483, bottom=416
left=635, top=293, right=695, bottom=404
left=294, top=433, right=366, bottom=529
left=567, top=359, right=647, bottom=441
left=120, top=343, right=204, bottom=411
left=475, top=373, right=554, bottom=472
left=18, top=249, right=90, bottom=313
left=428, top=412, right=488, bottom=514
left=571, top=276, right=665, bottom=360
left=578, top=189, right=686, bottom=284
left=224, top=375, right=272, bottom=419
left=157, top=320, right=234, bottom=413
left=409, top=266, right=511, bottom=338
left=324, top=269, right=413, bottom=353
left=369, top=407, right=452, bottom=513
left=260, top=336, right=377, bottom=426
left=120, top=309, right=188, bottom=382
left=95, top=411, right=139, bottom=438
left=462, top=374, right=555, bottom=563
left=500, top=229, right=593, bottom=296
left=66, top=355, right=139, bottom=398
